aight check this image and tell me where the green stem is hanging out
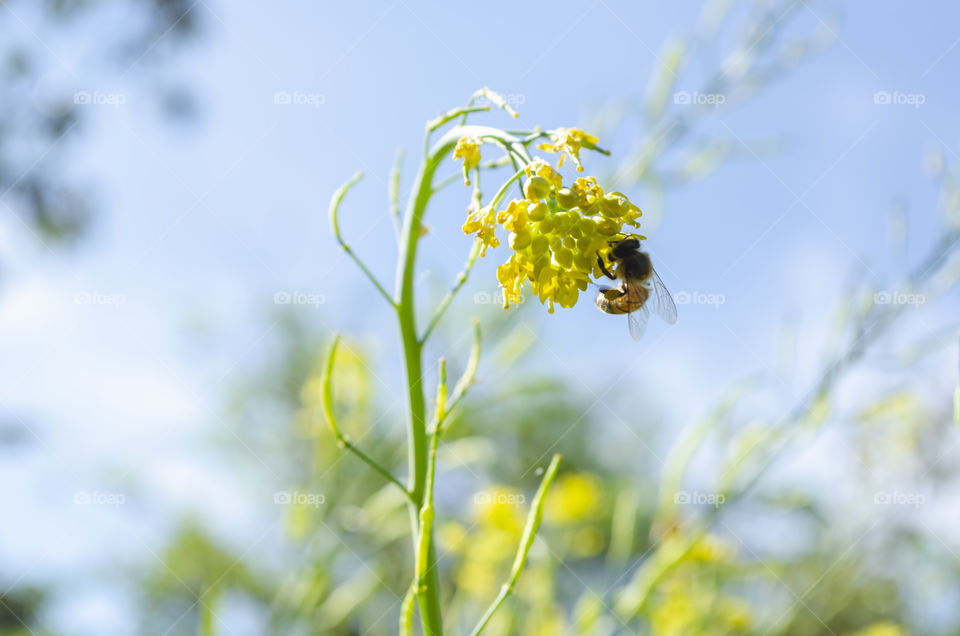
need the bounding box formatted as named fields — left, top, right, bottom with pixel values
left=330, top=172, right=397, bottom=308
left=470, top=454, right=563, bottom=636
left=396, top=134, right=460, bottom=636
left=396, top=125, right=524, bottom=636
left=389, top=149, right=404, bottom=241
left=320, top=335, right=414, bottom=504
left=428, top=105, right=491, bottom=132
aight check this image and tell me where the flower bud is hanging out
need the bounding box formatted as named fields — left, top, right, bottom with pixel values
left=524, top=176, right=551, bottom=202
left=528, top=201, right=549, bottom=221
left=509, top=227, right=532, bottom=250
left=556, top=188, right=579, bottom=209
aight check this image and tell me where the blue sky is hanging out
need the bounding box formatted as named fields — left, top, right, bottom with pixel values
left=2, top=1, right=960, bottom=632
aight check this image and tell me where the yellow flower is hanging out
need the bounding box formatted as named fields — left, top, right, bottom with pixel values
left=461, top=204, right=499, bottom=256
left=850, top=623, right=908, bottom=636
left=463, top=157, right=643, bottom=313
left=453, top=136, right=482, bottom=185
left=545, top=473, right=603, bottom=525
left=538, top=127, right=602, bottom=171
left=437, top=521, right=467, bottom=553
left=472, top=487, right=525, bottom=534
left=525, top=157, right=563, bottom=190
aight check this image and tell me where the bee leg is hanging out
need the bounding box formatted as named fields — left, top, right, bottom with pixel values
left=596, top=253, right=616, bottom=280
left=597, top=285, right=626, bottom=299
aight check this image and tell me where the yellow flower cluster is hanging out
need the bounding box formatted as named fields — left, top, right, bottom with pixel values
left=453, top=136, right=482, bottom=186
left=545, top=472, right=602, bottom=525
left=463, top=157, right=643, bottom=313
left=538, top=128, right=601, bottom=172
left=439, top=487, right=527, bottom=597
left=649, top=533, right=752, bottom=635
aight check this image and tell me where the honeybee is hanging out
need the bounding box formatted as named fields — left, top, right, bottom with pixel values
left=595, top=235, right=678, bottom=341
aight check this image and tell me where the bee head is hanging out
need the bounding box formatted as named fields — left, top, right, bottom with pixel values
left=609, top=235, right=642, bottom=261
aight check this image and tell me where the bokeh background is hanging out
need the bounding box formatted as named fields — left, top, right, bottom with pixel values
left=1, top=1, right=959, bottom=634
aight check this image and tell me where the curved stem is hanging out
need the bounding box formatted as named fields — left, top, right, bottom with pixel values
left=320, top=335, right=414, bottom=504
left=389, top=149, right=405, bottom=241
left=434, top=157, right=514, bottom=192
left=461, top=87, right=520, bottom=123
left=395, top=134, right=463, bottom=636
left=470, top=454, right=563, bottom=636
left=421, top=239, right=481, bottom=344
left=329, top=172, right=397, bottom=308
left=396, top=125, right=519, bottom=636
left=428, top=105, right=491, bottom=133
left=399, top=584, right=417, bottom=636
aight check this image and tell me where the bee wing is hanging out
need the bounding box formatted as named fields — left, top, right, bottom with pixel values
left=651, top=268, right=678, bottom=325
left=628, top=304, right=650, bottom=341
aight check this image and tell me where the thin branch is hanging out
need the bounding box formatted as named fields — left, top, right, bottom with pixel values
left=470, top=454, right=563, bottom=636
left=329, top=172, right=397, bottom=308
left=399, top=584, right=417, bottom=636
left=422, top=234, right=482, bottom=345
left=427, top=105, right=491, bottom=133
left=320, top=335, right=414, bottom=504
left=389, top=149, right=404, bottom=241
left=445, top=320, right=482, bottom=424
left=461, top=87, right=520, bottom=123
left=434, top=156, right=514, bottom=192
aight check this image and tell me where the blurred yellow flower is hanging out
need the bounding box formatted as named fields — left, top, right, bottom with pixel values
left=570, top=526, right=605, bottom=558
left=453, top=136, right=482, bottom=185
left=850, top=623, right=908, bottom=636
left=437, top=521, right=467, bottom=553
left=545, top=472, right=603, bottom=524
left=463, top=157, right=643, bottom=313
left=472, top=487, right=525, bottom=534
left=299, top=341, right=371, bottom=436
left=688, top=533, right=736, bottom=563
left=538, top=127, right=602, bottom=172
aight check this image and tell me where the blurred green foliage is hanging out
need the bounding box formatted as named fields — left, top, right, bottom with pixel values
left=3, top=1, right=960, bottom=635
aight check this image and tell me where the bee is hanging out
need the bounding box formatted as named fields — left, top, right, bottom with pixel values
left=595, top=235, right=678, bottom=341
